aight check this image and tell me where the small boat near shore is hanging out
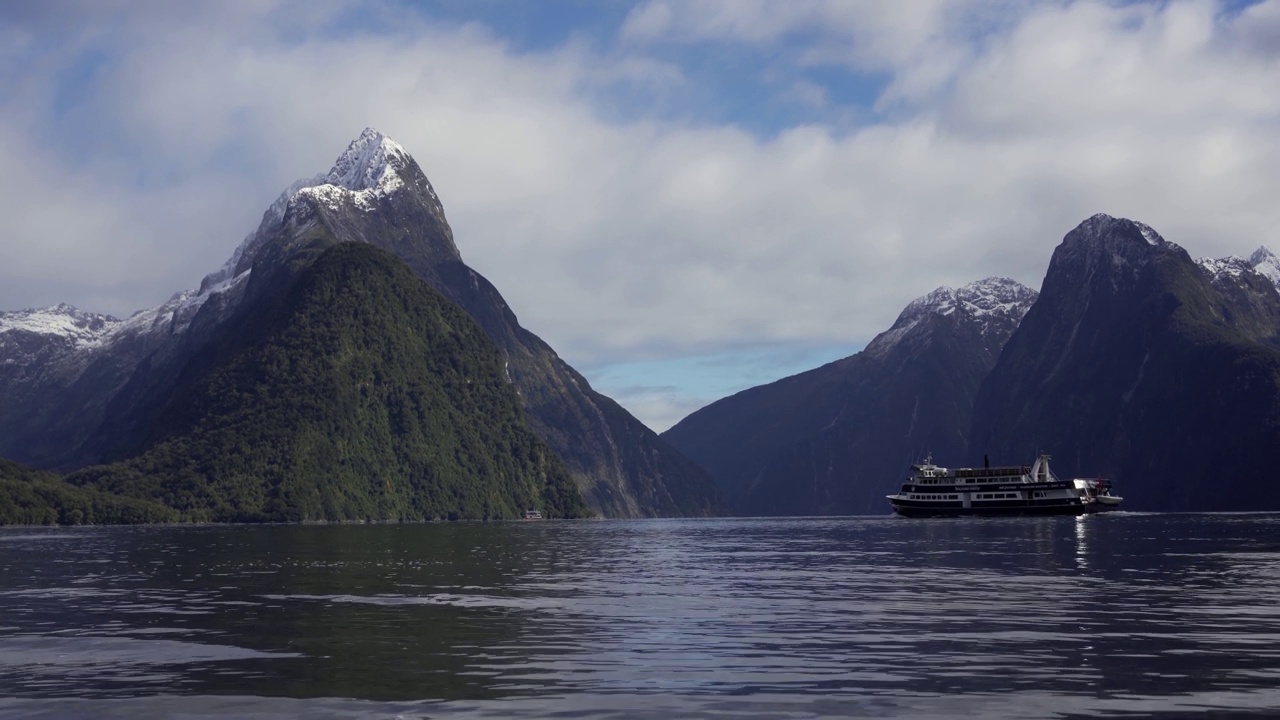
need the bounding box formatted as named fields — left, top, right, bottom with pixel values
left=886, top=453, right=1121, bottom=517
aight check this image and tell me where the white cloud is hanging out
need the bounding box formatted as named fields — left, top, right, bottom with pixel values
left=2, top=0, right=1279, bottom=431
left=619, top=0, right=1027, bottom=108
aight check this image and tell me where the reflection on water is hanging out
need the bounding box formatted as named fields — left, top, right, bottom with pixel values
left=1075, top=515, right=1089, bottom=570
left=2, top=514, right=1280, bottom=718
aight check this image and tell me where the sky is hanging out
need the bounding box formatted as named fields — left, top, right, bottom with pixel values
left=2, top=0, right=1279, bottom=432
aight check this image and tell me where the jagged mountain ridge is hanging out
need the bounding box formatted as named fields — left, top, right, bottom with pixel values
left=662, top=277, right=1037, bottom=516
left=0, top=128, right=722, bottom=518
left=970, top=214, right=1280, bottom=510
left=866, top=277, right=1038, bottom=357
left=1197, top=246, right=1280, bottom=296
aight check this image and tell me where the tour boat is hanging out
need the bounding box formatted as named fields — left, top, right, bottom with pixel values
left=886, top=454, right=1122, bottom=517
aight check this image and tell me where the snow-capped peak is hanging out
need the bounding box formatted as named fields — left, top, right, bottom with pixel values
left=865, top=277, right=1038, bottom=357
left=0, top=304, right=120, bottom=349
left=288, top=127, right=432, bottom=216
left=1197, top=255, right=1251, bottom=279
left=1196, top=246, right=1280, bottom=293
left=901, top=277, right=1038, bottom=325
left=326, top=127, right=410, bottom=194
left=1250, top=246, right=1280, bottom=290
left=207, top=127, right=445, bottom=295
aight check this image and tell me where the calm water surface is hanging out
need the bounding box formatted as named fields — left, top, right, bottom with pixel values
left=2, top=514, right=1279, bottom=718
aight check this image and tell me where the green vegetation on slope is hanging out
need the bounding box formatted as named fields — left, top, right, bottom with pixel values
left=65, top=242, right=588, bottom=523
left=0, top=458, right=177, bottom=525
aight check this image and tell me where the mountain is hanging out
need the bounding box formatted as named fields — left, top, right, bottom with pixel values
left=970, top=214, right=1280, bottom=510
left=0, top=260, right=251, bottom=469
left=0, top=128, right=722, bottom=518
left=1248, top=246, right=1280, bottom=289
left=1194, top=247, right=1280, bottom=345
left=662, top=277, right=1037, bottom=516
left=64, top=242, right=587, bottom=522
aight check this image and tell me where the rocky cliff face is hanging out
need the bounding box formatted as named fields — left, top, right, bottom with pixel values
left=970, top=214, right=1280, bottom=510
left=0, top=129, right=723, bottom=518
left=663, top=277, right=1037, bottom=515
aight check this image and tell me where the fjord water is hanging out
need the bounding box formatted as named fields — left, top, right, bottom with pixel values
left=2, top=515, right=1278, bottom=719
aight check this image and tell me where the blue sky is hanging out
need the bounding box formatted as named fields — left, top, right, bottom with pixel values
left=2, top=0, right=1279, bottom=430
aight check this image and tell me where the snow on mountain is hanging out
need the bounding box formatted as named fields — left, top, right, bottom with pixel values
left=118, top=271, right=252, bottom=338
left=207, top=128, right=428, bottom=290
left=294, top=128, right=427, bottom=214
left=1137, top=223, right=1164, bottom=246
left=0, top=304, right=120, bottom=351
left=209, top=175, right=325, bottom=286
left=1196, top=255, right=1252, bottom=280
left=1064, top=214, right=1184, bottom=277
left=326, top=127, right=411, bottom=193
left=1071, top=213, right=1170, bottom=248
left=0, top=304, right=119, bottom=381
left=899, top=278, right=1038, bottom=334
left=1196, top=246, right=1280, bottom=295
left=220, top=128, right=431, bottom=281
left=0, top=271, right=252, bottom=380
left=1250, top=246, right=1280, bottom=290
left=866, top=277, right=1038, bottom=357
left=2, top=128, right=432, bottom=384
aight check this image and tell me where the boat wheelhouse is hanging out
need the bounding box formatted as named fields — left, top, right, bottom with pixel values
left=886, top=454, right=1121, bottom=517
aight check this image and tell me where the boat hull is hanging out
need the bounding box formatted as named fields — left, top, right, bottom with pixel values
left=889, top=499, right=1116, bottom=518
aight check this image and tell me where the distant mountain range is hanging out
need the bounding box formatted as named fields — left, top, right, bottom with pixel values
left=6, top=129, right=1280, bottom=522
left=0, top=129, right=723, bottom=521
left=666, top=215, right=1280, bottom=515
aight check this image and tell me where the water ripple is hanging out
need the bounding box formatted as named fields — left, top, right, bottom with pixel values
left=1, top=514, right=1279, bottom=717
